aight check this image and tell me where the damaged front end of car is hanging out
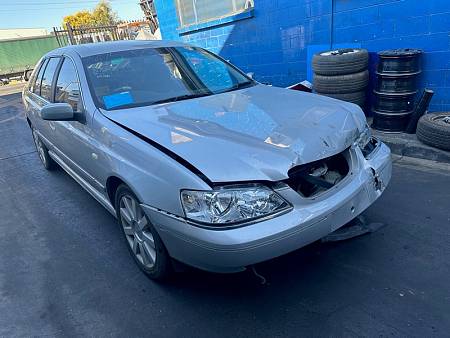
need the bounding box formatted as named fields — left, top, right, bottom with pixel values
left=149, top=134, right=392, bottom=273
left=168, top=122, right=391, bottom=240
left=284, top=125, right=388, bottom=201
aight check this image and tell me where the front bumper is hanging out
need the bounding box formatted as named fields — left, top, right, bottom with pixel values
left=142, top=142, right=392, bottom=273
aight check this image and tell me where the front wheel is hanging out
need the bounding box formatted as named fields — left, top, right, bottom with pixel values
left=115, top=185, right=172, bottom=281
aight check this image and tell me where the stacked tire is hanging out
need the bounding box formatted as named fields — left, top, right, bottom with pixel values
left=312, top=49, right=369, bottom=108
left=417, top=112, right=450, bottom=151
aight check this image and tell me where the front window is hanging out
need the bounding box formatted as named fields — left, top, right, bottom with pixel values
left=176, top=0, right=251, bottom=27
left=54, top=58, right=82, bottom=112
left=82, top=47, right=254, bottom=111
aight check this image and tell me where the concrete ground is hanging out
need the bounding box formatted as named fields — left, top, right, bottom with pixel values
left=370, top=122, right=450, bottom=165
left=0, top=82, right=25, bottom=97
left=1, top=92, right=450, bottom=337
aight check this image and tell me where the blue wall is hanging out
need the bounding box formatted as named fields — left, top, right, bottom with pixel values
left=154, top=0, right=450, bottom=112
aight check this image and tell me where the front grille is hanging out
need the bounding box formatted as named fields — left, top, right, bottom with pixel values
left=285, top=150, right=350, bottom=198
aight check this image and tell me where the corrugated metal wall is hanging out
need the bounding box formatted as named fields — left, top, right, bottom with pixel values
left=0, top=36, right=60, bottom=77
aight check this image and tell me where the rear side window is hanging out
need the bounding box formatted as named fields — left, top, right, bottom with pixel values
left=31, top=59, right=48, bottom=95
left=28, top=60, right=43, bottom=92
left=55, top=58, right=82, bottom=112
left=40, top=57, right=61, bottom=101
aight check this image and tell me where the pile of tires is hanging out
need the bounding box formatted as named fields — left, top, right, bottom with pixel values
left=416, top=112, right=450, bottom=151
left=312, top=49, right=369, bottom=107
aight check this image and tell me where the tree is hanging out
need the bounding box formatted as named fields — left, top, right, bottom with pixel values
left=62, top=1, right=117, bottom=28
left=63, top=10, right=93, bottom=28
left=92, top=1, right=118, bottom=25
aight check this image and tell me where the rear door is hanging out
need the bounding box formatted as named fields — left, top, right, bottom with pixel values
left=24, top=58, right=47, bottom=129
left=38, top=57, right=63, bottom=142
left=26, top=57, right=62, bottom=145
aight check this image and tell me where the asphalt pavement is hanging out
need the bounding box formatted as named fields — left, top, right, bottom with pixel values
left=0, top=82, right=24, bottom=97
left=1, top=92, right=450, bottom=337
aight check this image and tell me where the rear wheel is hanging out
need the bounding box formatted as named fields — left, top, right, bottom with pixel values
left=115, top=185, right=172, bottom=280
left=31, top=127, right=56, bottom=170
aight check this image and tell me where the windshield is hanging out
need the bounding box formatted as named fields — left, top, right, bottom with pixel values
left=82, top=46, right=254, bottom=110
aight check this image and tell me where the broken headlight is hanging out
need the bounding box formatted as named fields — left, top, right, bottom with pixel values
left=356, top=125, right=372, bottom=150
left=181, top=185, right=291, bottom=226
left=357, top=125, right=378, bottom=157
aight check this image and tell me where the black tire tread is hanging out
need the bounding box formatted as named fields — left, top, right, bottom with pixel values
left=322, top=90, right=366, bottom=107
left=314, top=70, right=369, bottom=94
left=416, top=112, right=450, bottom=150
left=313, top=49, right=369, bottom=75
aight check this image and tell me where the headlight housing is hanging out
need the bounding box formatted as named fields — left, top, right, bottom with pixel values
left=181, top=185, right=291, bottom=226
left=356, top=124, right=378, bottom=157
left=356, top=124, right=372, bottom=150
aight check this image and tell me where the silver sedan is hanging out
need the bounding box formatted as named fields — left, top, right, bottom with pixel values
left=23, top=40, right=391, bottom=280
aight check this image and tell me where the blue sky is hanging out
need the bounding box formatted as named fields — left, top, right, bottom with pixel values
left=0, top=0, right=143, bottom=31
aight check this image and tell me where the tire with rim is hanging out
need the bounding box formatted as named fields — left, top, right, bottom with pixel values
left=24, top=69, right=33, bottom=81
left=321, top=90, right=366, bottom=107
left=31, top=127, right=56, bottom=170
left=314, top=70, right=369, bottom=94
left=416, top=112, right=450, bottom=150
left=313, top=48, right=369, bottom=76
left=115, top=184, right=172, bottom=280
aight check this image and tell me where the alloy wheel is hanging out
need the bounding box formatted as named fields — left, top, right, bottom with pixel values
left=119, top=194, right=156, bottom=269
left=32, top=129, right=47, bottom=166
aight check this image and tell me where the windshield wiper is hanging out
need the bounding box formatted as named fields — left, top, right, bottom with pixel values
left=150, top=81, right=255, bottom=105
left=151, top=92, right=210, bottom=105
left=217, top=81, right=255, bottom=94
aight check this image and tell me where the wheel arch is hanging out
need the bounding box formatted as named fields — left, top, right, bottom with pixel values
left=105, top=174, right=149, bottom=209
left=106, top=175, right=127, bottom=208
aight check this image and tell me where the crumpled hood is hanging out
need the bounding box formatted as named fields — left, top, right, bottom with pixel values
left=103, top=84, right=366, bottom=183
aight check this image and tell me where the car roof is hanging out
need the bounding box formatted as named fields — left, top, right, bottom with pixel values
left=47, top=40, right=191, bottom=58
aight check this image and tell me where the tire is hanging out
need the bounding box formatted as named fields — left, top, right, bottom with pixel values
left=31, top=127, right=57, bottom=170
left=313, top=48, right=369, bottom=76
left=24, top=69, right=33, bottom=81
left=416, top=112, right=450, bottom=150
left=314, top=70, right=369, bottom=94
left=115, top=184, right=172, bottom=281
left=321, top=90, right=366, bottom=107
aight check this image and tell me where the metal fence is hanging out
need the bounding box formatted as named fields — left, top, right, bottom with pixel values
left=53, top=23, right=133, bottom=47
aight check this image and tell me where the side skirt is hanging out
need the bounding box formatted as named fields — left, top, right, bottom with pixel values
left=48, top=150, right=117, bottom=217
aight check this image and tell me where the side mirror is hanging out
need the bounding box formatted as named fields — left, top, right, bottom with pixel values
left=41, top=103, right=74, bottom=121
left=246, top=72, right=254, bottom=79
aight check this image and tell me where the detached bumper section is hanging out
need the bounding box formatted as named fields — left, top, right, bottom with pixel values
left=142, top=142, right=392, bottom=273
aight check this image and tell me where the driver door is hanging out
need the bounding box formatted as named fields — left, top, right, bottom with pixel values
left=51, top=57, right=103, bottom=192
